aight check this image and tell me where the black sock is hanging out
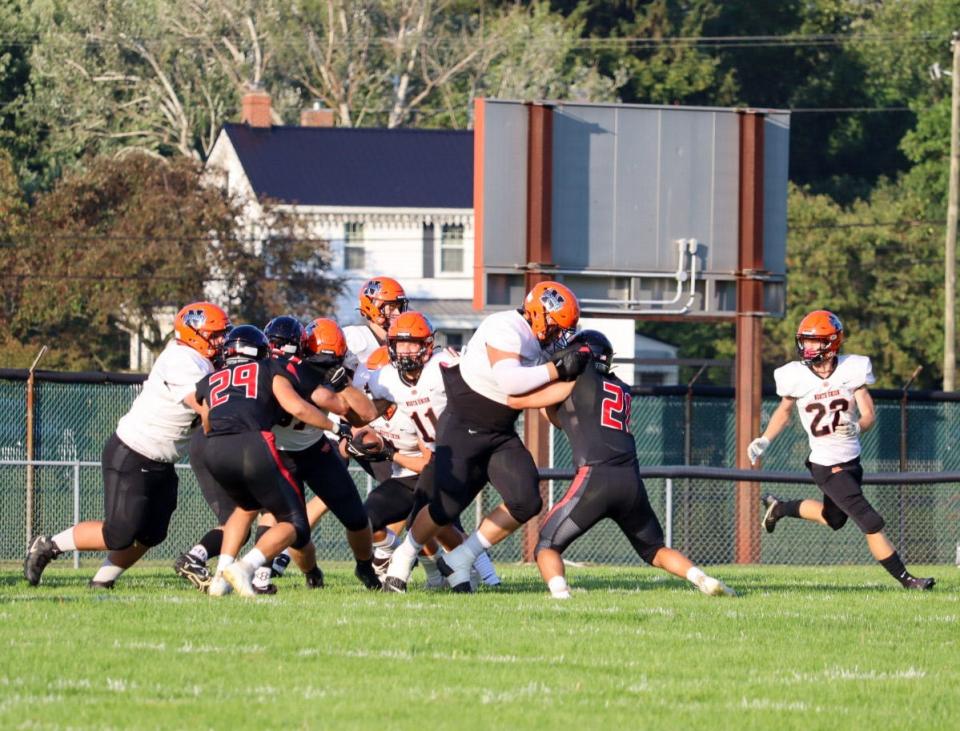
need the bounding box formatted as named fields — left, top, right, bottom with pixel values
left=879, top=552, right=911, bottom=586
left=198, top=528, right=223, bottom=559
left=778, top=500, right=803, bottom=519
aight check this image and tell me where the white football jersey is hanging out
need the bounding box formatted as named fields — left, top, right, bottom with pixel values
left=115, top=341, right=213, bottom=462
left=366, top=407, right=421, bottom=480
left=774, top=354, right=875, bottom=466
left=458, top=309, right=546, bottom=405
left=343, top=324, right=381, bottom=366
left=367, top=349, right=456, bottom=445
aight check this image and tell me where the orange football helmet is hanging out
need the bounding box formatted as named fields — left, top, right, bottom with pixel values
left=303, top=317, right=348, bottom=368
left=366, top=345, right=391, bottom=371
left=796, top=310, right=844, bottom=365
left=523, top=281, right=580, bottom=348
left=173, top=302, right=230, bottom=360
left=387, top=311, right=435, bottom=374
left=358, top=277, right=408, bottom=324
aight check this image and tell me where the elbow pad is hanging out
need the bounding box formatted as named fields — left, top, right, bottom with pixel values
left=491, top=359, right=552, bottom=395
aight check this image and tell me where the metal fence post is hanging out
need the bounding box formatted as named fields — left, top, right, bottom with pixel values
left=25, top=346, right=48, bottom=548
left=683, top=365, right=706, bottom=554
left=73, top=461, right=81, bottom=569
left=665, top=478, right=673, bottom=548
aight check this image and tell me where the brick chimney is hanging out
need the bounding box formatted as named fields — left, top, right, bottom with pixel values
left=300, top=102, right=335, bottom=128
left=241, top=88, right=272, bottom=128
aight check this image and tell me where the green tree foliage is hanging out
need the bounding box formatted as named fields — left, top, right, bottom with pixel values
left=0, top=153, right=338, bottom=370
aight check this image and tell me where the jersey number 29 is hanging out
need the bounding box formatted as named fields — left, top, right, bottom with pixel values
left=208, top=364, right=259, bottom=408
left=601, top=382, right=632, bottom=431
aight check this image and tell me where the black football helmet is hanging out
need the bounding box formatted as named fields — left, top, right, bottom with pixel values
left=569, top=329, right=613, bottom=373
left=220, top=325, right=269, bottom=364
left=264, top=315, right=304, bottom=357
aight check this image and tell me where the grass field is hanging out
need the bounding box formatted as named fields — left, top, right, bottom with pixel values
left=1, top=562, right=957, bottom=730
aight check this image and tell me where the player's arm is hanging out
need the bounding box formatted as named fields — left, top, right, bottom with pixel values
left=338, top=384, right=379, bottom=426
left=487, top=344, right=588, bottom=392
left=273, top=375, right=337, bottom=432
left=392, top=438, right=433, bottom=474
left=747, top=396, right=795, bottom=465
left=506, top=380, right=576, bottom=410
left=853, top=387, right=876, bottom=433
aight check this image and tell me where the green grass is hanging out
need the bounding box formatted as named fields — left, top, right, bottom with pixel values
left=1, top=562, right=957, bottom=730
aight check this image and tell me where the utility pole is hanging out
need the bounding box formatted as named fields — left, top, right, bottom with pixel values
left=944, top=31, right=960, bottom=391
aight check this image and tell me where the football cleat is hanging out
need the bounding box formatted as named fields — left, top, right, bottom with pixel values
left=436, top=553, right=475, bottom=594
left=696, top=574, right=736, bottom=597
left=355, top=560, right=381, bottom=590
left=208, top=574, right=232, bottom=597
left=252, top=566, right=277, bottom=595
left=761, top=494, right=784, bottom=534
left=174, top=552, right=212, bottom=592
left=372, top=554, right=391, bottom=579
left=222, top=562, right=256, bottom=598
left=381, top=576, right=407, bottom=593
left=903, top=576, right=935, bottom=591
left=305, top=566, right=325, bottom=589
left=88, top=579, right=115, bottom=590
left=24, top=535, right=62, bottom=586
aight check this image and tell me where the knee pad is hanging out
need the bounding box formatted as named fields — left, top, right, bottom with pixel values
left=427, top=499, right=454, bottom=528
left=504, top=493, right=543, bottom=525
left=852, top=506, right=885, bottom=535
left=102, top=525, right=135, bottom=552
left=533, top=539, right=552, bottom=560
left=637, top=543, right=664, bottom=566
left=291, top=516, right=311, bottom=550
left=823, top=505, right=848, bottom=531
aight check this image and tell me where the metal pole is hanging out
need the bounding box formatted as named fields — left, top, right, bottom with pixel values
left=73, top=461, right=81, bottom=569
left=24, top=345, right=48, bottom=549
left=944, top=32, right=960, bottom=390
left=664, top=478, right=673, bottom=548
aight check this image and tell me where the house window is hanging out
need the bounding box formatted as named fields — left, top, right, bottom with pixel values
left=344, top=222, right=365, bottom=270
left=440, top=224, right=464, bottom=273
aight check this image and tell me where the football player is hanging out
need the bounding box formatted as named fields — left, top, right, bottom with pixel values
left=345, top=276, right=409, bottom=363
left=193, top=325, right=343, bottom=597
left=383, top=281, right=591, bottom=592
left=358, top=314, right=499, bottom=587
left=24, top=302, right=230, bottom=588
left=748, top=310, right=935, bottom=590
left=506, top=331, right=734, bottom=599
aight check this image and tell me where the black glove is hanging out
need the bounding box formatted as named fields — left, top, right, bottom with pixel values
left=552, top=344, right=592, bottom=381
left=325, top=365, right=350, bottom=392
left=335, top=420, right=353, bottom=441
left=347, top=433, right=396, bottom=462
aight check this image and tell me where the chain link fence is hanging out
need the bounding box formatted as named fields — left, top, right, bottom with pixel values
left=2, top=373, right=959, bottom=566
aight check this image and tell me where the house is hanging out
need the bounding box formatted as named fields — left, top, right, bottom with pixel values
left=200, top=91, right=678, bottom=383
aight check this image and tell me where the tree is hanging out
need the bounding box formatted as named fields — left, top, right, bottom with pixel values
left=1, top=152, right=339, bottom=370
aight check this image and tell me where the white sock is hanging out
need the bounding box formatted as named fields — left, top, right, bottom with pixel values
left=686, top=566, right=706, bottom=587
left=373, top=529, right=396, bottom=549
left=242, top=548, right=267, bottom=570
left=547, top=575, right=570, bottom=598
left=92, top=559, right=124, bottom=584
left=419, top=554, right=442, bottom=584
left=216, top=554, right=235, bottom=574
left=472, top=551, right=500, bottom=583
left=462, top=531, right=492, bottom=562
left=52, top=528, right=76, bottom=552
left=188, top=544, right=208, bottom=563
left=386, top=534, right=422, bottom=581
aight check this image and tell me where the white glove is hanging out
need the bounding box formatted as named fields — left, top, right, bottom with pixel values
left=747, top=437, right=770, bottom=465
left=834, top=414, right=860, bottom=438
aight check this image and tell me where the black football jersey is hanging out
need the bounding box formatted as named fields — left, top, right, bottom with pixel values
left=196, top=358, right=297, bottom=435
left=270, top=354, right=326, bottom=428
left=555, top=365, right=636, bottom=466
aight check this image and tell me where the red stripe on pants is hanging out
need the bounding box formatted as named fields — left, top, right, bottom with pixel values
left=260, top=431, right=304, bottom=502
left=542, top=465, right=591, bottom=525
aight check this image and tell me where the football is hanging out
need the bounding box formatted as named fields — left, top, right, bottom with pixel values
left=350, top=427, right=385, bottom=453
